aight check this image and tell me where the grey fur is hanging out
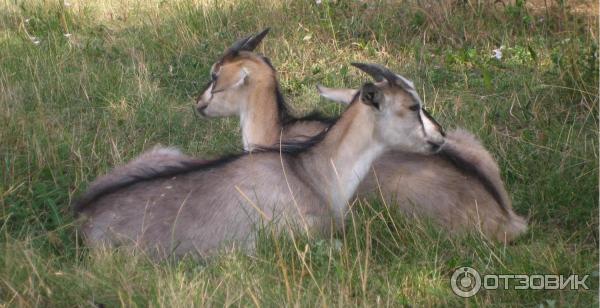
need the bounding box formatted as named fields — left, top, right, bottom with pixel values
left=359, top=129, right=527, bottom=241
left=72, top=147, right=199, bottom=212
left=76, top=151, right=331, bottom=259
left=76, top=66, right=444, bottom=259
left=196, top=52, right=527, bottom=241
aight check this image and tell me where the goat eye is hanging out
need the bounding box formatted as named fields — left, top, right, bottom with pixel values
left=211, top=73, right=218, bottom=81
left=409, top=104, right=420, bottom=111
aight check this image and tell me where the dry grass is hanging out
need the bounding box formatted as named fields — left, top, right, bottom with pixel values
left=0, top=0, right=597, bottom=306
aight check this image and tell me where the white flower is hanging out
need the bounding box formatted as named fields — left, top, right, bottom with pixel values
left=31, top=37, right=41, bottom=45
left=63, top=33, right=72, bottom=38
left=64, top=1, right=71, bottom=7
left=492, top=49, right=502, bottom=60
left=492, top=46, right=504, bottom=60
left=25, top=18, right=31, bottom=23
left=316, top=0, right=322, bottom=4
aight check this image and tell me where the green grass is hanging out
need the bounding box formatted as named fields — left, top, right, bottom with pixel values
left=0, top=0, right=597, bottom=306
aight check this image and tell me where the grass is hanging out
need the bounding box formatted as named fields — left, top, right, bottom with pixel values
left=0, top=0, right=598, bottom=306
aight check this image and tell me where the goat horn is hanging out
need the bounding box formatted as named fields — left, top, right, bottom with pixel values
left=225, top=35, right=252, bottom=55
left=351, top=62, right=398, bottom=84
left=241, top=28, right=270, bottom=52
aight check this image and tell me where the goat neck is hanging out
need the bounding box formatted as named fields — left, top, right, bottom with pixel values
left=240, top=78, right=282, bottom=151
left=298, top=102, right=383, bottom=222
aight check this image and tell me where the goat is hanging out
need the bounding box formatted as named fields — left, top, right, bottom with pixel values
left=317, top=85, right=527, bottom=241
left=195, top=29, right=527, bottom=242
left=74, top=61, right=445, bottom=259
left=196, top=28, right=331, bottom=150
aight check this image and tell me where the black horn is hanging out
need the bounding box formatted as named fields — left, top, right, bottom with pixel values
left=224, top=28, right=270, bottom=57
left=225, top=35, right=253, bottom=56
left=351, top=62, right=398, bottom=84
left=241, top=28, right=270, bottom=52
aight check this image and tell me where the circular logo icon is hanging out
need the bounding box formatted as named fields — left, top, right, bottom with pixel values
left=451, top=267, right=481, bottom=298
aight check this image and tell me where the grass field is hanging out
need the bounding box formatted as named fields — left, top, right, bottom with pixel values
left=0, top=0, right=598, bottom=306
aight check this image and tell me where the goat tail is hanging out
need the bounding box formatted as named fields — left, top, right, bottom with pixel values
left=72, top=146, right=202, bottom=213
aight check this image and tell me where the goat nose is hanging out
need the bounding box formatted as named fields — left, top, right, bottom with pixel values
left=196, top=105, right=208, bottom=116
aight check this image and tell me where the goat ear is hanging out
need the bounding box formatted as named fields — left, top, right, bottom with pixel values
left=360, top=83, right=382, bottom=109
left=316, top=85, right=357, bottom=105
left=230, top=68, right=249, bottom=88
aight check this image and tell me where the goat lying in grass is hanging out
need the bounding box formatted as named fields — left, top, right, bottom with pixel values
left=194, top=29, right=527, bottom=242
left=74, top=60, right=445, bottom=259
